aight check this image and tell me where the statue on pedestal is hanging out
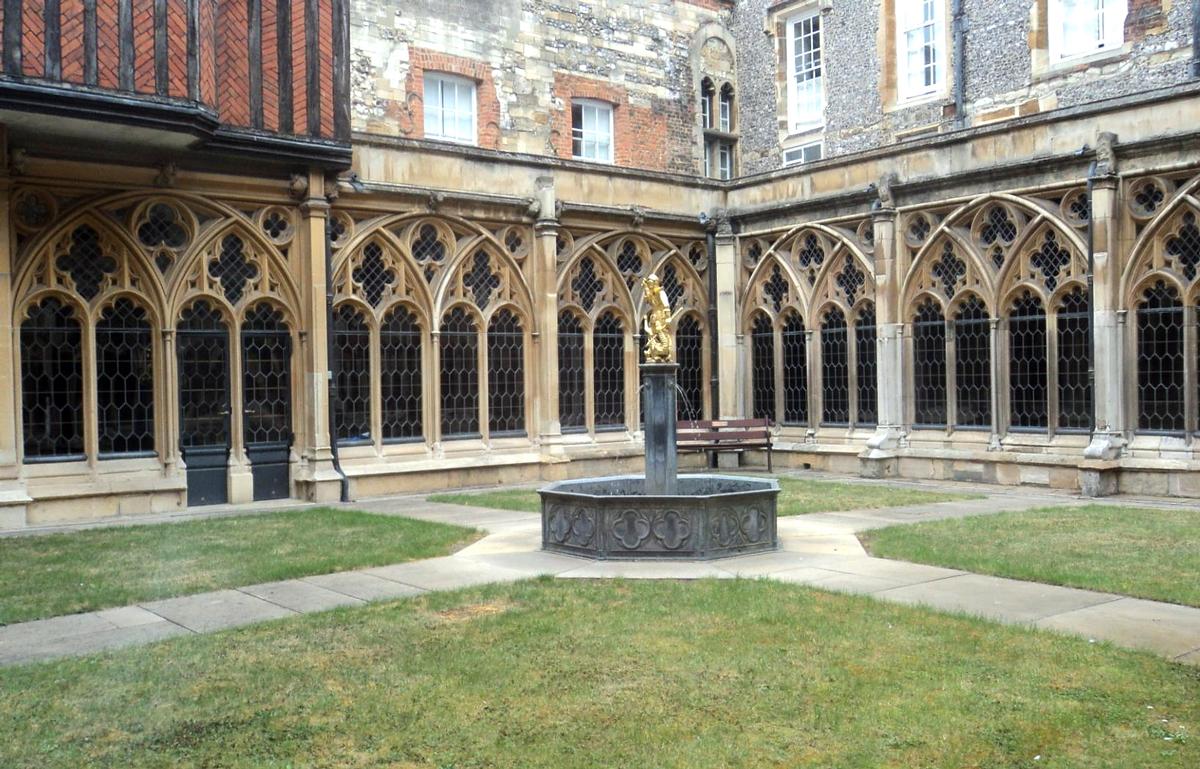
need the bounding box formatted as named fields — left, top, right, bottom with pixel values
left=641, top=273, right=674, bottom=364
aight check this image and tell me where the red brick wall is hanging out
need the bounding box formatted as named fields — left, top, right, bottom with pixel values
left=405, top=47, right=502, bottom=150
left=167, top=0, right=187, bottom=97
left=291, top=0, right=308, bottom=133
left=22, top=0, right=45, bottom=78
left=550, top=72, right=669, bottom=172
left=60, top=0, right=85, bottom=82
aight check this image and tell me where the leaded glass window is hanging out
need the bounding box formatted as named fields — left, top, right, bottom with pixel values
left=782, top=312, right=808, bottom=425
left=751, top=313, right=776, bottom=422
left=856, top=305, right=878, bottom=426
left=594, top=311, right=626, bottom=428
left=1008, top=292, right=1048, bottom=429
left=1136, top=281, right=1185, bottom=433
left=333, top=305, right=371, bottom=444
left=676, top=314, right=704, bottom=421
left=954, top=296, right=992, bottom=429
left=440, top=308, right=479, bottom=438
left=558, top=312, right=586, bottom=432
left=21, top=298, right=84, bottom=460
left=1057, top=287, right=1093, bottom=431
left=381, top=306, right=423, bottom=441
left=487, top=310, right=525, bottom=436
left=96, top=299, right=155, bottom=455
left=241, top=304, right=292, bottom=446
left=913, top=300, right=947, bottom=426
left=821, top=308, right=850, bottom=425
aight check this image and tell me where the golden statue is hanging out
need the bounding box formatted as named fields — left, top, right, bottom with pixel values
left=641, top=273, right=674, bottom=363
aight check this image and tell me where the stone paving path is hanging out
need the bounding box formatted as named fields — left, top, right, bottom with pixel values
left=2, top=485, right=1199, bottom=667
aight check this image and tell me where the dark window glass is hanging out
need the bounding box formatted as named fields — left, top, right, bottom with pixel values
left=333, top=305, right=371, bottom=444
left=913, top=300, right=947, bottom=426
left=177, top=301, right=230, bottom=450
left=558, top=312, right=586, bottom=431
left=751, top=314, right=776, bottom=421
left=676, top=314, right=704, bottom=421
left=594, top=311, right=626, bottom=428
left=96, top=299, right=155, bottom=455
left=1008, top=291, right=1048, bottom=429
left=440, top=308, right=479, bottom=438
left=782, top=313, right=808, bottom=425
left=488, top=309, right=525, bottom=435
left=954, top=296, right=992, bottom=429
left=241, top=304, right=292, bottom=446
left=1136, top=281, right=1185, bottom=432
left=381, top=306, right=423, bottom=441
left=21, top=298, right=84, bottom=459
left=821, top=308, right=850, bottom=424
left=855, top=304, right=878, bottom=426
left=1057, top=287, right=1093, bottom=431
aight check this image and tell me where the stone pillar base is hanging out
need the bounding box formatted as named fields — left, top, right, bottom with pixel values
left=1079, top=463, right=1119, bottom=498
left=0, top=481, right=31, bottom=529
left=228, top=463, right=255, bottom=504
left=859, top=453, right=898, bottom=479
left=716, top=452, right=740, bottom=470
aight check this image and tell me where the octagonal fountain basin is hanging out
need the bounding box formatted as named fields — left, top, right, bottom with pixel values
left=539, top=474, right=780, bottom=560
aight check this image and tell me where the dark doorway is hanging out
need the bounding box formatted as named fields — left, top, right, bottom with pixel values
left=178, top=301, right=231, bottom=506
left=242, top=304, right=294, bottom=501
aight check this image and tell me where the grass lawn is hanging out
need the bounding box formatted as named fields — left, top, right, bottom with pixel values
left=430, top=476, right=979, bottom=517
left=0, top=579, right=1196, bottom=768
left=0, top=508, right=478, bottom=626
left=863, top=504, right=1200, bottom=608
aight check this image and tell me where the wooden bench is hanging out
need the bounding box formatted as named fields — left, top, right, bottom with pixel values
left=677, top=419, right=774, bottom=471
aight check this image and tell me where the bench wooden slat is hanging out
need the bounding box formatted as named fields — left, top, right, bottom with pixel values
left=675, top=418, right=774, bottom=471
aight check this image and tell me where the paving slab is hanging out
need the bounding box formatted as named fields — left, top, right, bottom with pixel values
left=796, top=571, right=908, bottom=594
left=240, top=580, right=365, bottom=612
left=803, top=556, right=967, bottom=584
left=0, top=621, right=189, bottom=666
left=301, top=572, right=425, bottom=602
left=0, top=611, right=116, bottom=650
left=874, top=574, right=1123, bottom=623
left=777, top=532, right=868, bottom=556
left=558, top=560, right=735, bottom=580
left=764, top=566, right=853, bottom=587
left=459, top=550, right=588, bottom=575
left=142, top=589, right=297, bottom=633
left=454, top=524, right=543, bottom=556
left=1176, top=648, right=1200, bottom=666
left=95, top=606, right=171, bottom=629
left=366, top=557, right=531, bottom=591
left=1035, top=597, right=1200, bottom=659
left=717, top=549, right=819, bottom=577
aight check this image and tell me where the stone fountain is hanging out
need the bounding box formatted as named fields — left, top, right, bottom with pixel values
left=540, top=274, right=779, bottom=560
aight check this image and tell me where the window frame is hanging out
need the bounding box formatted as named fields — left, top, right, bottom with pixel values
left=785, top=8, right=825, bottom=134
left=895, top=0, right=947, bottom=102
left=571, top=99, right=615, bottom=164
left=423, top=72, right=478, bottom=146
left=1048, top=0, right=1127, bottom=63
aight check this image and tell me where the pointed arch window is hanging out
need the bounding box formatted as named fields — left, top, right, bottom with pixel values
left=1056, top=287, right=1093, bottom=431
left=333, top=305, right=372, bottom=445
left=1136, top=282, right=1185, bottom=433
left=558, top=312, right=587, bottom=432
left=912, top=300, right=947, bottom=427
left=855, top=304, right=878, bottom=426
left=487, top=310, right=526, bottom=436
left=593, top=311, right=626, bottom=429
left=96, top=299, right=155, bottom=455
left=1008, top=292, right=1049, bottom=429
left=381, top=306, right=424, bottom=441
left=440, top=308, right=480, bottom=438
left=751, top=313, right=777, bottom=422
left=954, top=296, right=992, bottom=429
left=676, top=314, right=705, bottom=422
left=782, top=312, right=808, bottom=425
left=821, top=308, right=850, bottom=425
left=21, top=298, right=85, bottom=460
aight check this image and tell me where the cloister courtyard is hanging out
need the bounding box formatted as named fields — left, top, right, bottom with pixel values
left=1, top=470, right=1197, bottom=768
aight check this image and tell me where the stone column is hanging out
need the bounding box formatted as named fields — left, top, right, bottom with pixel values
left=1082, top=172, right=1123, bottom=494
left=532, top=177, right=563, bottom=452
left=0, top=135, right=31, bottom=526
left=641, top=363, right=678, bottom=495
left=292, top=169, right=342, bottom=502
left=714, top=212, right=740, bottom=419
left=860, top=204, right=902, bottom=477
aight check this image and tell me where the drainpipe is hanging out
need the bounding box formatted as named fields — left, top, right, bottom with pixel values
left=706, top=222, right=719, bottom=425
left=952, top=0, right=966, bottom=128
left=1086, top=158, right=1098, bottom=433
left=324, top=217, right=350, bottom=502
left=1192, top=0, right=1200, bottom=77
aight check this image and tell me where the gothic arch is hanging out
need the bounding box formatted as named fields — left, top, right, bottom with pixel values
left=1121, top=177, right=1200, bottom=307
left=433, top=242, right=533, bottom=329
left=556, top=242, right=637, bottom=326
left=333, top=227, right=435, bottom=326
left=741, top=253, right=806, bottom=329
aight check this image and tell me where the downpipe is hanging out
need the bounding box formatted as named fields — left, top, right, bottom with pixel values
left=1193, top=0, right=1200, bottom=78
left=324, top=216, right=350, bottom=502
left=1085, top=158, right=1098, bottom=434
left=952, top=0, right=966, bottom=128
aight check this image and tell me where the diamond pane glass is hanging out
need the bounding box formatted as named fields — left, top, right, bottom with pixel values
left=676, top=314, right=704, bottom=421
left=913, top=301, right=947, bottom=427
left=821, top=308, right=850, bottom=424
left=855, top=305, right=878, bottom=426
left=1008, top=292, right=1048, bottom=430
left=751, top=314, right=776, bottom=421
left=21, top=298, right=84, bottom=459
left=210, top=234, right=259, bottom=305
left=353, top=243, right=396, bottom=308
left=594, top=311, right=626, bottom=428
left=381, top=306, right=423, bottom=441
left=1057, top=287, right=1093, bottom=431
left=242, top=304, right=293, bottom=446
left=488, top=310, right=526, bottom=435
left=97, top=299, right=155, bottom=455
left=57, top=225, right=116, bottom=301
left=782, top=313, right=808, bottom=425
left=333, top=305, right=371, bottom=444
left=954, top=296, right=992, bottom=429
left=1136, top=282, right=1185, bottom=433
left=441, top=309, right=480, bottom=438
left=558, top=312, right=586, bottom=432
left=177, top=301, right=230, bottom=450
